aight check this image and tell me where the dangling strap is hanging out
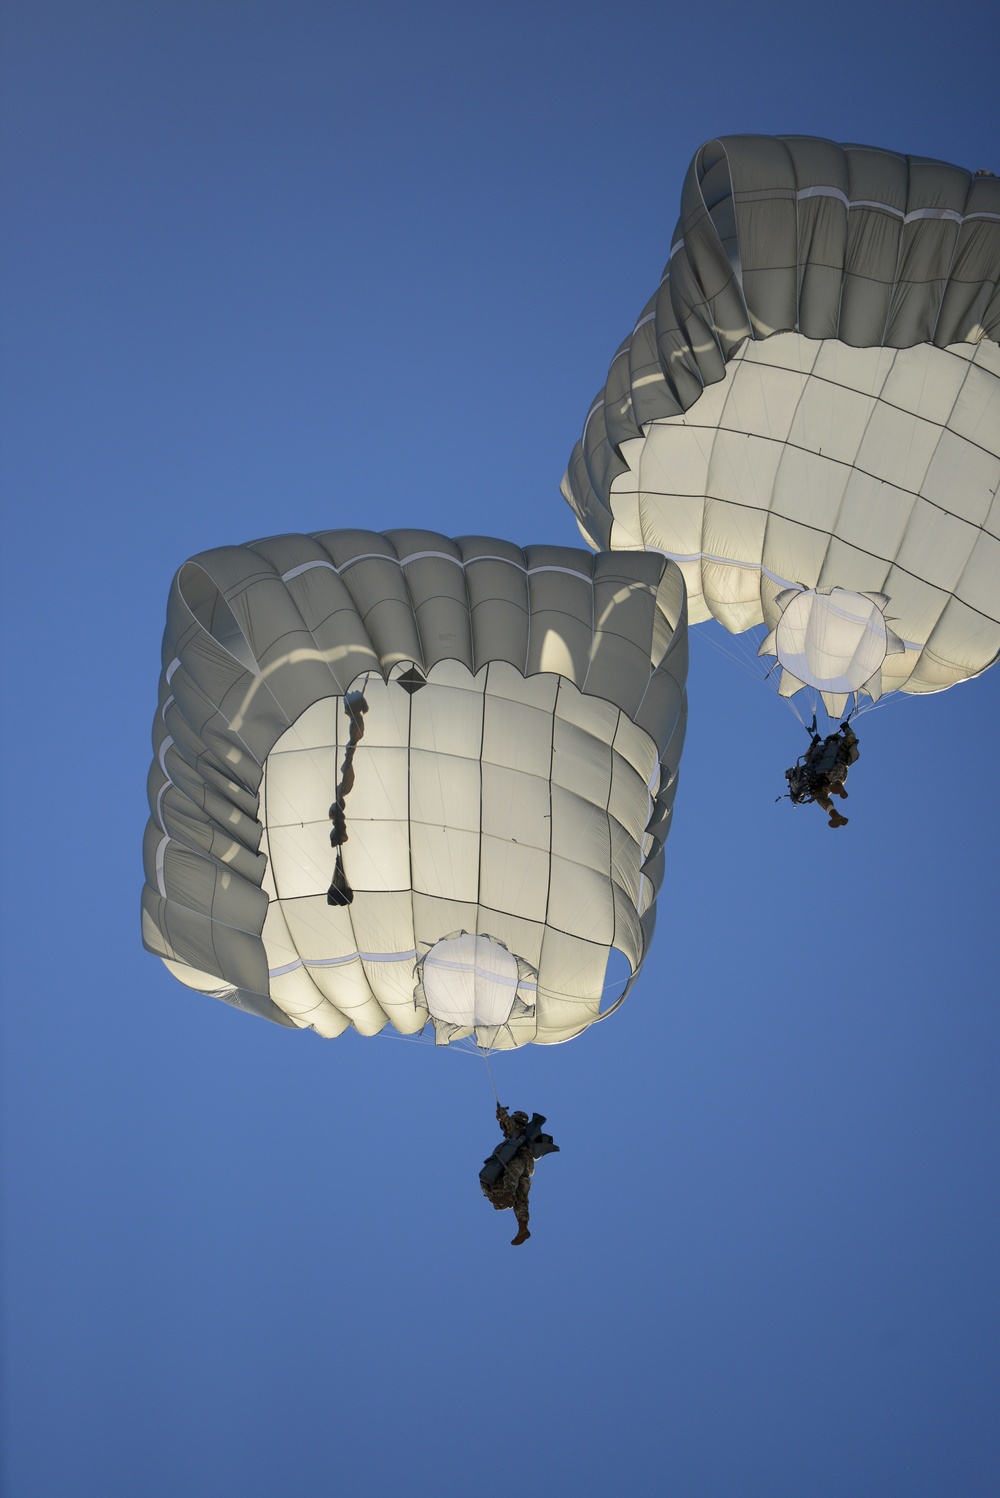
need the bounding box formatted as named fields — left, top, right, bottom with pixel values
left=327, top=684, right=370, bottom=907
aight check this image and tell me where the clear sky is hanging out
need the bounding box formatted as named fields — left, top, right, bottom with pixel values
left=2, top=4, right=998, bottom=1496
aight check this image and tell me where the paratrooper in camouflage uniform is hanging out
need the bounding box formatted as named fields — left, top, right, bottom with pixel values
left=786, top=723, right=859, bottom=829
left=481, top=1104, right=534, bottom=1246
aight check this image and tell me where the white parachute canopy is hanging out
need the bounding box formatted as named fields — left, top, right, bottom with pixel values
left=563, top=135, right=1000, bottom=716
left=143, top=530, right=688, bottom=1050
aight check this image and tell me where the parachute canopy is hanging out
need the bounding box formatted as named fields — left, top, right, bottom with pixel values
left=563, top=135, right=1000, bottom=717
left=143, top=530, right=688, bottom=1049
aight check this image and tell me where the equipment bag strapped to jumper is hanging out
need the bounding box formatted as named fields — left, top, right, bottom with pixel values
left=479, top=1114, right=560, bottom=1188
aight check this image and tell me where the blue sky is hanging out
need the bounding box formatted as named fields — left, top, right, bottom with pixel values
left=2, top=4, right=998, bottom=1495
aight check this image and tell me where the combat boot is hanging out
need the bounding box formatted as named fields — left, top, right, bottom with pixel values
left=511, top=1224, right=531, bottom=1246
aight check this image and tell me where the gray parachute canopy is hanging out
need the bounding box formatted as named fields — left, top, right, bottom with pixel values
left=143, top=530, right=688, bottom=1049
left=563, top=135, right=1000, bottom=718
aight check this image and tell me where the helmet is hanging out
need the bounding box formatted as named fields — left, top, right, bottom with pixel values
left=512, top=1111, right=529, bottom=1129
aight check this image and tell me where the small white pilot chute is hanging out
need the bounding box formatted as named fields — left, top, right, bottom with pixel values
left=415, top=932, right=537, bottom=1047
left=755, top=586, right=907, bottom=718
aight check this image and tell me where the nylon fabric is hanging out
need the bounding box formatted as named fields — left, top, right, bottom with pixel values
left=562, top=136, right=1000, bottom=702
left=143, top=531, right=688, bottom=1046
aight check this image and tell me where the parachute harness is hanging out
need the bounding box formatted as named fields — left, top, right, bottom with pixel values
left=778, top=713, right=859, bottom=805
